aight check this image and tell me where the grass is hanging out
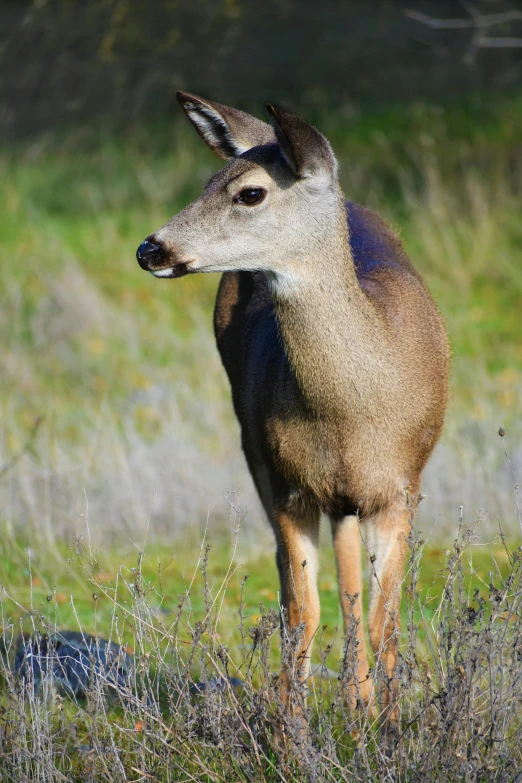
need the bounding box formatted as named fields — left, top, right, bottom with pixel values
left=0, top=526, right=516, bottom=657
left=1, top=97, right=522, bottom=545
left=0, top=521, right=521, bottom=780
left=1, top=96, right=522, bottom=778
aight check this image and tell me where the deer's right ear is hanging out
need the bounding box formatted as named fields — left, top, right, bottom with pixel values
left=176, top=92, right=275, bottom=160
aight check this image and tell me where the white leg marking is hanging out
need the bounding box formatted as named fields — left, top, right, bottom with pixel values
left=365, top=517, right=395, bottom=612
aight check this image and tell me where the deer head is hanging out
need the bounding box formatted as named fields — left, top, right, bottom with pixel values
left=136, top=93, right=343, bottom=291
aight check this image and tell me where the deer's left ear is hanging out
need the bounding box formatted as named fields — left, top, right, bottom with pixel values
left=176, top=92, right=275, bottom=160
left=266, top=105, right=337, bottom=179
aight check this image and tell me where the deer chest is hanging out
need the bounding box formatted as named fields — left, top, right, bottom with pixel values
left=263, top=414, right=363, bottom=512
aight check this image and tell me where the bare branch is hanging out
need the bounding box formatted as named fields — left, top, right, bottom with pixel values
left=0, top=416, right=43, bottom=481
left=405, top=10, right=474, bottom=29
left=406, top=5, right=522, bottom=63
left=405, top=9, right=522, bottom=30
left=480, top=37, right=522, bottom=48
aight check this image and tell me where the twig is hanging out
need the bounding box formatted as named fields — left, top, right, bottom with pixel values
left=406, top=5, right=522, bottom=62
left=480, top=37, right=522, bottom=47
left=499, top=428, right=522, bottom=535
left=0, top=416, right=43, bottom=481
left=405, top=9, right=522, bottom=30
left=6, top=738, right=70, bottom=781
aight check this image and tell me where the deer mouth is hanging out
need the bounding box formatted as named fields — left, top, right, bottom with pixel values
left=151, top=262, right=191, bottom=279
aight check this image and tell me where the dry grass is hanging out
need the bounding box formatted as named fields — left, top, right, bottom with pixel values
left=0, top=517, right=521, bottom=781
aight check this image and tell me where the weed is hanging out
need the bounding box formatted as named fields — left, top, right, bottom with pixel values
left=0, top=512, right=521, bottom=780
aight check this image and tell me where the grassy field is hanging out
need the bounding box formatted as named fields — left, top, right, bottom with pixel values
left=0, top=524, right=515, bottom=660
left=1, top=97, right=521, bottom=547
left=0, top=520, right=521, bottom=780
left=1, top=96, right=522, bottom=779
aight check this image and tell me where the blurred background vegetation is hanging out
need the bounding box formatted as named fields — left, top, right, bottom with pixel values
left=2, top=0, right=522, bottom=136
left=1, top=0, right=521, bottom=623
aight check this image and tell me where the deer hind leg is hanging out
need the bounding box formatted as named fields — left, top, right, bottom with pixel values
left=329, top=515, right=372, bottom=710
left=273, top=501, right=321, bottom=713
left=365, top=505, right=411, bottom=744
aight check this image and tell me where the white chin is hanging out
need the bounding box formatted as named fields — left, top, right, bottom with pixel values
left=151, top=268, right=174, bottom=278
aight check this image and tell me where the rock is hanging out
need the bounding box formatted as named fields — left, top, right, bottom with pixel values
left=14, top=630, right=134, bottom=699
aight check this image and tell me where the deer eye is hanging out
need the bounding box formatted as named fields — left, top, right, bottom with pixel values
left=233, top=188, right=266, bottom=206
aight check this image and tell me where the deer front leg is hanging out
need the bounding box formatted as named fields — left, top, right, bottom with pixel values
left=273, top=505, right=321, bottom=713
left=365, top=506, right=410, bottom=746
left=330, top=514, right=372, bottom=710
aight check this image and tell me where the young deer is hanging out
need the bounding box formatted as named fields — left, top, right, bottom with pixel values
left=136, top=93, right=450, bottom=741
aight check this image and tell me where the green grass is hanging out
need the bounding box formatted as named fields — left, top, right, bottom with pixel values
left=1, top=525, right=521, bottom=781
left=4, top=100, right=522, bottom=402
left=1, top=97, right=521, bottom=619
left=2, top=98, right=522, bottom=549
left=1, top=529, right=515, bottom=672
left=1, top=95, right=522, bottom=663
left=1, top=92, right=522, bottom=782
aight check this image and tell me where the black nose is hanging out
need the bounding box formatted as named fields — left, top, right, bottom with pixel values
left=136, top=239, right=164, bottom=270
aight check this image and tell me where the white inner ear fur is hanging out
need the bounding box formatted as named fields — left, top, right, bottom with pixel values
left=185, top=103, right=249, bottom=157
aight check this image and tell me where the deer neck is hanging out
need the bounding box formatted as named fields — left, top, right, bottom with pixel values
left=269, top=222, right=389, bottom=417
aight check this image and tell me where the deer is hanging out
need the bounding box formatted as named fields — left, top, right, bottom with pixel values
left=136, top=92, right=450, bottom=744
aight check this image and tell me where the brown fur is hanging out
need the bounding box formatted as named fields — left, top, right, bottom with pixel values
left=213, top=206, right=448, bottom=739
left=139, top=93, right=450, bottom=742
